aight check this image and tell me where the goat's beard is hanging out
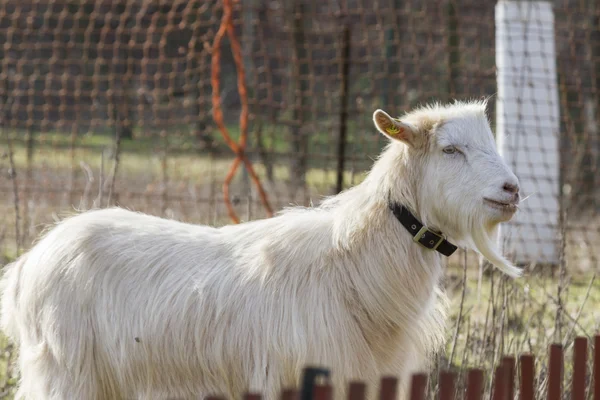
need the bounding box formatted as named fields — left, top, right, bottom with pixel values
left=468, top=218, right=522, bottom=278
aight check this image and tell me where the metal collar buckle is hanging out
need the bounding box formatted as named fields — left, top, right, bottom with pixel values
left=412, top=226, right=445, bottom=251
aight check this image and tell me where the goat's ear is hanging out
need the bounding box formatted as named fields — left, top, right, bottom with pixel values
left=372, top=109, right=416, bottom=145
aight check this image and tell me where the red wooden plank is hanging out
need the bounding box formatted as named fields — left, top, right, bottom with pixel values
left=503, top=356, right=516, bottom=400
left=520, top=354, right=535, bottom=400
left=572, top=337, right=588, bottom=400
left=244, top=393, right=262, bottom=400
left=439, top=370, right=456, bottom=400
left=466, top=369, right=484, bottom=400
left=314, top=383, right=333, bottom=400
left=281, top=389, right=299, bottom=400
left=409, top=373, right=427, bottom=400
left=379, top=376, right=398, bottom=400
left=594, top=336, right=600, bottom=400
left=493, top=365, right=507, bottom=400
left=348, top=382, right=366, bottom=400
left=547, top=344, right=563, bottom=400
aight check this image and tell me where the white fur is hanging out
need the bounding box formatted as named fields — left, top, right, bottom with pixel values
left=0, top=100, right=520, bottom=400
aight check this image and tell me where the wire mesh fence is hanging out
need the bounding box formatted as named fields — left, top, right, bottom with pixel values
left=0, top=0, right=598, bottom=271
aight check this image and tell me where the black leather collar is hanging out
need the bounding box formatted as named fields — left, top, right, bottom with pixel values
left=388, top=202, right=458, bottom=257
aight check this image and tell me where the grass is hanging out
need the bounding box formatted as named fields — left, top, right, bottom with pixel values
left=1, top=117, right=382, bottom=165
left=0, top=127, right=365, bottom=194
left=434, top=266, right=600, bottom=399
left=445, top=267, right=600, bottom=358
left=0, top=123, right=372, bottom=187
left=0, top=335, right=16, bottom=398
left=0, top=127, right=599, bottom=399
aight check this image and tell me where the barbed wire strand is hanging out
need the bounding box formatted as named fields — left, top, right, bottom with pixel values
left=211, top=0, right=273, bottom=224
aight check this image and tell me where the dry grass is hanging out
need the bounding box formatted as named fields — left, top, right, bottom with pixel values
left=433, top=263, right=600, bottom=399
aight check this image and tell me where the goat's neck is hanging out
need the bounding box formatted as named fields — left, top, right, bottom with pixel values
left=329, top=161, right=443, bottom=355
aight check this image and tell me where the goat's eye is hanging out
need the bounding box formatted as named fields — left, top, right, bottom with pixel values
left=443, top=146, right=457, bottom=155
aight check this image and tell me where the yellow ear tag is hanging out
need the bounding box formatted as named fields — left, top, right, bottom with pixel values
left=385, top=125, right=403, bottom=135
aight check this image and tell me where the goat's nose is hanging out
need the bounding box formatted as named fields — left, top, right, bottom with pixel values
left=503, top=182, right=520, bottom=194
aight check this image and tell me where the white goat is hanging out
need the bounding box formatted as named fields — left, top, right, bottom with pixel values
left=0, top=100, right=521, bottom=400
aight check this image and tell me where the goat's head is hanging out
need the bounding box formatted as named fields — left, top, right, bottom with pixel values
left=372, top=100, right=522, bottom=277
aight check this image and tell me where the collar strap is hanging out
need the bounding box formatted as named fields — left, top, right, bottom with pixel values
left=389, top=203, right=458, bottom=257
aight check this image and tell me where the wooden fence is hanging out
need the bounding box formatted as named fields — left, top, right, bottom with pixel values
left=204, top=336, right=600, bottom=400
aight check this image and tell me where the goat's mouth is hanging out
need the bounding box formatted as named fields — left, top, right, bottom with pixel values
left=484, top=198, right=518, bottom=213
